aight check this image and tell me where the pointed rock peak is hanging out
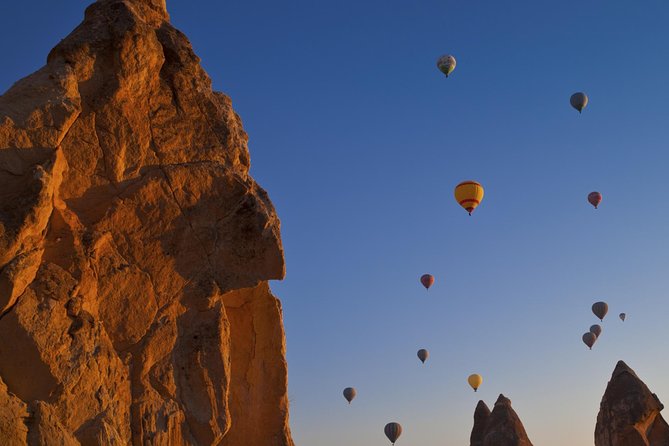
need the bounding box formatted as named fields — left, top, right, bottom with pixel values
left=471, top=401, right=491, bottom=446
left=475, top=400, right=492, bottom=416
left=495, top=394, right=512, bottom=407
left=595, top=361, right=669, bottom=446
left=612, top=359, right=639, bottom=379
left=92, top=0, right=169, bottom=26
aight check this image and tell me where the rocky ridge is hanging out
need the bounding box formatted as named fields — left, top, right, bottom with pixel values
left=0, top=0, right=293, bottom=444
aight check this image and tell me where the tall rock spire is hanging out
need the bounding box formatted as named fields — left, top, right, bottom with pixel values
left=595, top=360, right=669, bottom=446
left=0, top=0, right=292, bottom=444
left=471, top=400, right=492, bottom=446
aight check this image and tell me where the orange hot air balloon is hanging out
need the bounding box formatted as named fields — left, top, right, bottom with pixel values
left=454, top=181, right=484, bottom=215
left=420, top=274, right=434, bottom=290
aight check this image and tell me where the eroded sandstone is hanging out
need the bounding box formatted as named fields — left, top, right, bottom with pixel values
left=0, top=0, right=292, bottom=444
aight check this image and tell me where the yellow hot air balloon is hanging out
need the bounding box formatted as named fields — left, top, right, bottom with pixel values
left=468, top=374, right=483, bottom=392
left=455, top=181, right=484, bottom=215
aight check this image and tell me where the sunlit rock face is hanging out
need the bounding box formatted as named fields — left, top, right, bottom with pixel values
left=470, top=394, right=533, bottom=446
left=0, top=0, right=293, bottom=444
left=595, top=361, right=669, bottom=446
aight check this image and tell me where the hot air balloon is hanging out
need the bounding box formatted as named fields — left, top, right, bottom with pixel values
left=619, top=313, right=626, bottom=322
left=420, top=274, right=434, bottom=290
left=589, top=324, right=602, bottom=338
left=417, top=349, right=429, bottom=364
left=592, top=302, right=609, bottom=321
left=570, top=92, right=588, bottom=113
left=384, top=422, right=403, bottom=445
left=582, top=332, right=597, bottom=350
left=436, top=55, right=456, bottom=77
left=468, top=374, right=483, bottom=392
left=588, top=192, right=602, bottom=209
left=343, top=387, right=356, bottom=404
left=454, top=181, right=484, bottom=215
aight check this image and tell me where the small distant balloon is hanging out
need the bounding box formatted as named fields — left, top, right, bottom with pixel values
left=570, top=92, right=589, bottom=113
left=619, top=313, right=626, bottom=322
left=384, top=422, right=403, bottom=445
left=583, top=332, right=597, bottom=350
left=592, top=302, right=609, bottom=321
left=468, top=374, right=483, bottom=392
left=417, top=349, right=429, bottom=364
left=454, top=181, right=485, bottom=216
left=589, top=324, right=602, bottom=338
left=343, top=387, right=356, bottom=404
left=420, top=274, right=434, bottom=290
left=436, top=55, right=457, bottom=77
left=588, top=192, right=602, bottom=209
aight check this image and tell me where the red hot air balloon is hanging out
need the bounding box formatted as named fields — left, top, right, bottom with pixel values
left=588, top=192, right=602, bottom=209
left=420, top=274, right=434, bottom=290
left=420, top=274, right=435, bottom=290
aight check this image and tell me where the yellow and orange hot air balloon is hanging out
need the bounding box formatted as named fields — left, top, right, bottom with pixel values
left=468, top=373, right=483, bottom=392
left=454, top=181, right=484, bottom=215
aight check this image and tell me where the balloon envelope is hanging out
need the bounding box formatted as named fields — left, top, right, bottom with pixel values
left=420, top=274, right=434, bottom=290
left=589, top=324, right=602, bottom=338
left=343, top=387, right=356, bottom=404
left=468, top=374, right=483, bottom=392
left=417, top=349, right=429, bottom=364
left=570, top=92, right=589, bottom=113
left=454, top=181, right=485, bottom=215
left=583, top=332, right=597, bottom=349
left=384, top=422, right=403, bottom=444
left=619, top=313, right=626, bottom=322
left=436, top=55, right=456, bottom=77
left=592, top=302, right=609, bottom=321
left=588, top=192, right=603, bottom=209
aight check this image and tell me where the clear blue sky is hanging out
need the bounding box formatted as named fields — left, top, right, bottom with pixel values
left=2, top=1, right=669, bottom=445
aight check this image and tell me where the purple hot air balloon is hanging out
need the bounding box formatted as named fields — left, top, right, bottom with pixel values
left=420, top=274, right=435, bottom=290
left=588, top=192, right=603, bottom=209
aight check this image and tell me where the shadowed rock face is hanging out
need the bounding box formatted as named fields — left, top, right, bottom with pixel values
left=595, top=361, right=669, bottom=446
left=471, top=400, right=492, bottom=446
left=0, top=0, right=293, bottom=444
left=470, top=394, right=533, bottom=446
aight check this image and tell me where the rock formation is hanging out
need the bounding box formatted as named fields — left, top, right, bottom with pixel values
left=0, top=0, right=293, bottom=444
left=470, top=400, right=492, bottom=446
left=595, top=360, right=669, bottom=446
left=470, top=394, right=533, bottom=446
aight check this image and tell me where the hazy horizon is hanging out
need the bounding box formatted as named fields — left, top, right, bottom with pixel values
left=2, top=1, right=669, bottom=444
